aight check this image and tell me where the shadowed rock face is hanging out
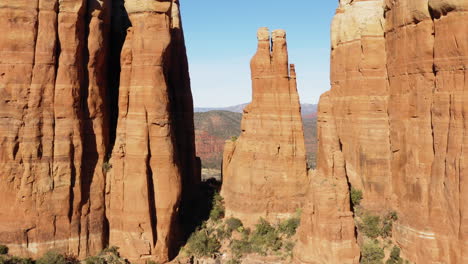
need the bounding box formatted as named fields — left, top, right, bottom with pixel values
left=0, top=0, right=197, bottom=262
left=106, top=0, right=198, bottom=262
left=296, top=0, right=468, bottom=263
left=221, top=28, right=309, bottom=227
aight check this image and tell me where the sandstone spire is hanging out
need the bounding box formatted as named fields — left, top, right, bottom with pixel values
left=221, top=28, right=308, bottom=226
left=106, top=0, right=198, bottom=263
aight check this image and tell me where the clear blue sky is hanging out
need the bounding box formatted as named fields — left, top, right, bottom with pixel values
left=180, top=0, right=338, bottom=107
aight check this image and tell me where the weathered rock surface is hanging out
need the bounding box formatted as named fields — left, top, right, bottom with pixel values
left=221, top=28, right=308, bottom=226
left=295, top=94, right=360, bottom=264
left=106, top=0, right=198, bottom=263
left=296, top=0, right=468, bottom=263
left=0, top=0, right=197, bottom=263
left=0, top=0, right=111, bottom=258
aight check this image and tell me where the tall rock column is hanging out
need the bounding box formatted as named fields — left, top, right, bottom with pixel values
left=0, top=0, right=111, bottom=258
left=294, top=93, right=360, bottom=264
left=106, top=0, right=198, bottom=263
left=221, top=28, right=308, bottom=226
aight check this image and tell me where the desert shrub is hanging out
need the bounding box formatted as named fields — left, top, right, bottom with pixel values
left=0, top=256, right=34, bottom=264
left=225, top=217, right=243, bottom=233
left=359, top=215, right=382, bottom=239
left=361, top=240, right=385, bottom=264
left=209, top=192, right=225, bottom=221
left=351, top=188, right=363, bottom=206
left=382, top=211, right=398, bottom=238
left=36, top=251, right=79, bottom=264
left=186, top=229, right=221, bottom=257
left=102, top=162, right=112, bottom=173
left=386, top=246, right=403, bottom=264
left=278, top=217, right=300, bottom=237
left=231, top=136, right=238, bottom=142
left=230, top=239, right=252, bottom=258
left=250, top=218, right=282, bottom=254
left=0, top=246, right=8, bottom=255
left=84, top=247, right=128, bottom=264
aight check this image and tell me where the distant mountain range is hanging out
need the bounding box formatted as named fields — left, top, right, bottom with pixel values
left=195, top=103, right=318, bottom=117
left=194, top=108, right=317, bottom=171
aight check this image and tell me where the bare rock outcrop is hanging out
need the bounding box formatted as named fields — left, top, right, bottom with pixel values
left=295, top=0, right=468, bottom=263
left=221, top=28, right=308, bottom=226
left=295, top=93, right=360, bottom=264
left=106, top=0, right=198, bottom=263
left=0, top=0, right=110, bottom=258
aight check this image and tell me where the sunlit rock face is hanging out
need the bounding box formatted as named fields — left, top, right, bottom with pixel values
left=0, top=0, right=111, bottom=258
left=0, top=0, right=198, bottom=263
left=295, top=0, right=468, bottom=263
left=221, top=28, right=309, bottom=227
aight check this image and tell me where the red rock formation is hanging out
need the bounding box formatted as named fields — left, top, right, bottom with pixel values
left=295, top=93, right=360, bottom=264
left=0, top=0, right=197, bottom=262
left=106, top=0, right=198, bottom=263
left=0, top=0, right=110, bottom=258
left=296, top=0, right=468, bottom=263
left=221, top=28, right=308, bottom=226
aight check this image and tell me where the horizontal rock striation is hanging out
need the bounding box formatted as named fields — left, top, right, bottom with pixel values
left=221, top=28, right=309, bottom=226
left=296, top=0, right=468, bottom=263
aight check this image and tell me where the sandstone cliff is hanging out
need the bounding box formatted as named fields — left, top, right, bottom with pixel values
left=0, top=0, right=111, bottom=258
left=296, top=0, right=468, bottom=263
left=0, top=0, right=198, bottom=263
left=221, top=28, right=308, bottom=226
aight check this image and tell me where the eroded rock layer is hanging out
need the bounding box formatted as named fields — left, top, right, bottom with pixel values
left=0, top=0, right=110, bottom=258
left=296, top=0, right=468, bottom=263
left=106, top=0, right=198, bottom=263
left=0, top=0, right=197, bottom=262
left=221, top=28, right=308, bottom=226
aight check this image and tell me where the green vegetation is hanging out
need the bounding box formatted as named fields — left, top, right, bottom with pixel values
left=0, top=246, right=8, bottom=255
left=36, top=251, right=79, bottom=264
left=185, top=229, right=221, bottom=258
left=230, top=136, right=238, bottom=142
left=361, top=240, right=385, bottom=264
left=225, top=217, right=243, bottom=233
left=278, top=216, right=301, bottom=238
left=0, top=247, right=127, bottom=264
left=359, top=214, right=382, bottom=239
left=209, top=192, right=225, bottom=221
left=0, top=256, right=35, bottom=264
left=84, top=246, right=128, bottom=264
left=386, top=246, right=403, bottom=264
left=351, top=187, right=363, bottom=206
left=358, top=211, right=398, bottom=239
left=102, top=161, right=112, bottom=173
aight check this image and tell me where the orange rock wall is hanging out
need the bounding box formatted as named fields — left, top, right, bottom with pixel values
left=0, top=0, right=197, bottom=262
left=296, top=0, right=468, bottom=263
left=0, top=0, right=110, bottom=258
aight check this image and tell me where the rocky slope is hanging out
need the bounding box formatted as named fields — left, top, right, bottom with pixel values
left=0, top=0, right=198, bottom=263
left=295, top=0, right=468, bottom=263
left=221, top=28, right=309, bottom=227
